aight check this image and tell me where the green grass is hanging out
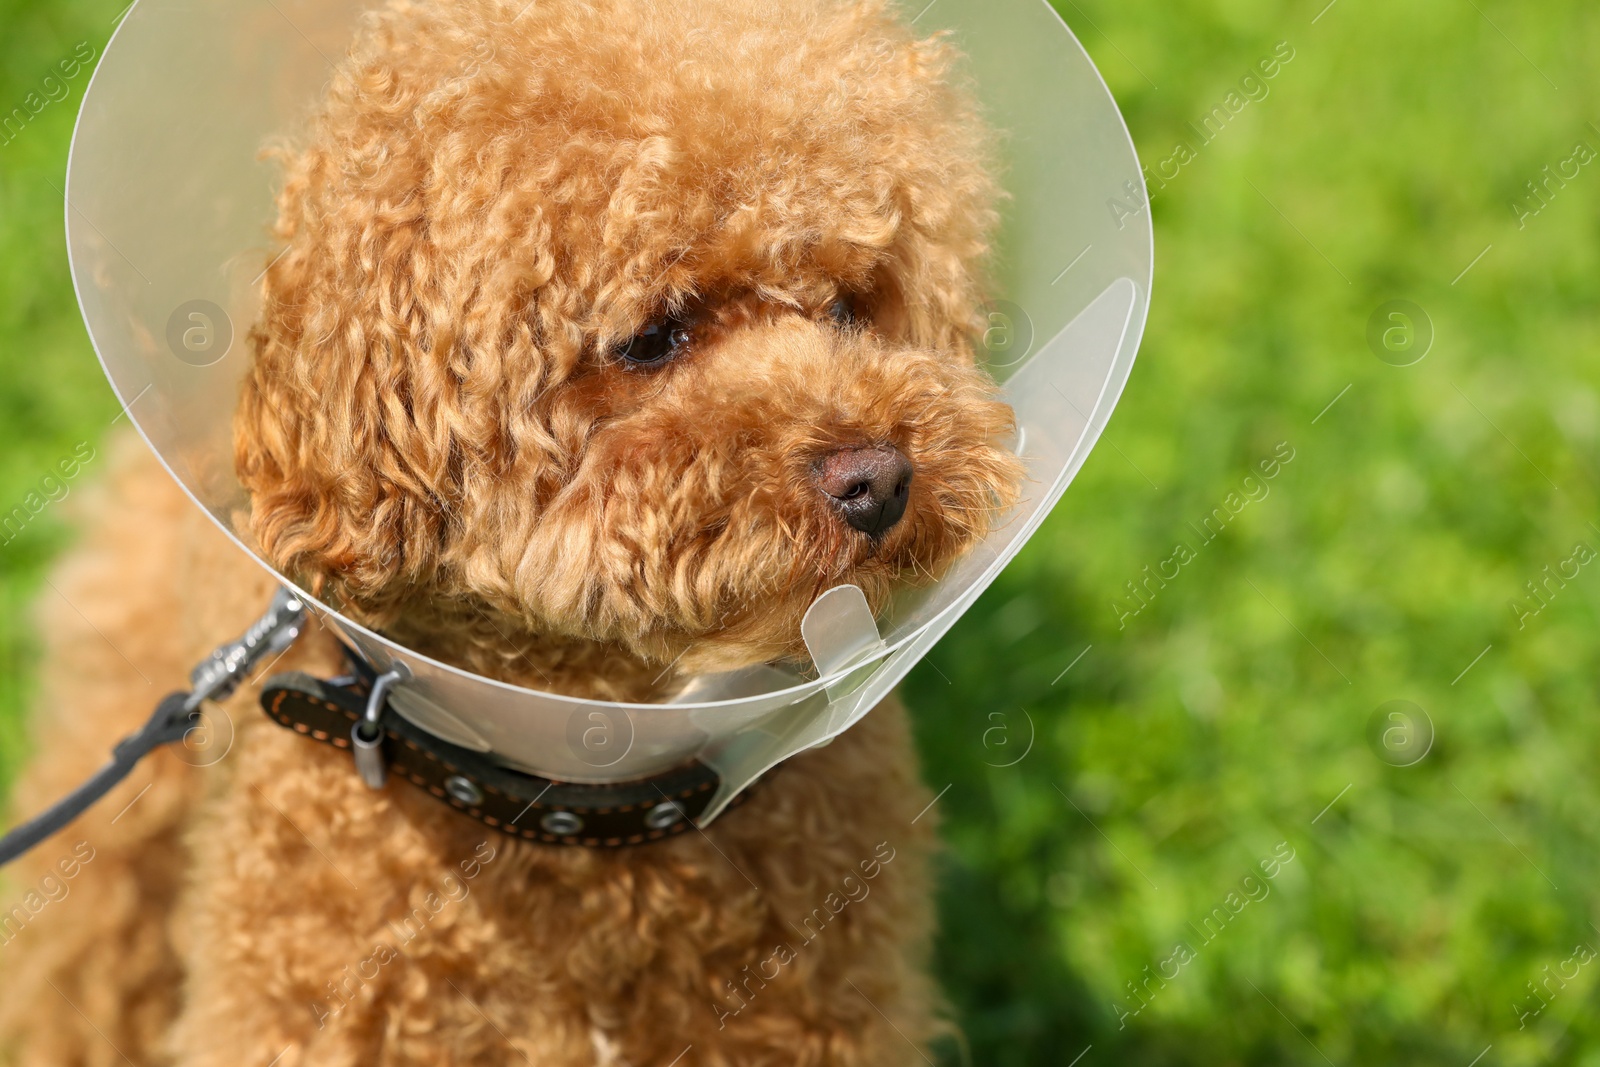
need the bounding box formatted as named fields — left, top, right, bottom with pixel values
left=0, top=0, right=123, bottom=791
left=908, top=2, right=1600, bottom=1063
left=3, top=0, right=1599, bottom=1063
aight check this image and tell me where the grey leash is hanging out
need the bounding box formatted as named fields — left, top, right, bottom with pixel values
left=0, top=589, right=307, bottom=868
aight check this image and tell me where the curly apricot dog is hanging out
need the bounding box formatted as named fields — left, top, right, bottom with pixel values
left=0, top=0, right=1021, bottom=1062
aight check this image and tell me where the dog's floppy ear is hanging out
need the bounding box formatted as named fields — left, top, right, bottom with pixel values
left=231, top=139, right=489, bottom=622
left=234, top=230, right=452, bottom=619
left=233, top=32, right=580, bottom=620
left=232, top=5, right=631, bottom=625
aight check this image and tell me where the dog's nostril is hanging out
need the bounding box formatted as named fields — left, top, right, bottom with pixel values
left=814, top=445, right=914, bottom=536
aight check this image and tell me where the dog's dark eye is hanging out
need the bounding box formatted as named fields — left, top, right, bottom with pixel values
left=828, top=295, right=859, bottom=327
left=619, top=317, right=692, bottom=366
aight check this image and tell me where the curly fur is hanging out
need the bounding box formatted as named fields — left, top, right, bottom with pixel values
left=1, top=0, right=1021, bottom=1063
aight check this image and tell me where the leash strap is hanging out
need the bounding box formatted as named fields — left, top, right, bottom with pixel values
left=259, top=671, right=743, bottom=847
left=0, top=692, right=193, bottom=866
left=0, top=589, right=308, bottom=869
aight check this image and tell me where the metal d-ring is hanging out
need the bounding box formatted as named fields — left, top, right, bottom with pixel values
left=350, top=662, right=411, bottom=790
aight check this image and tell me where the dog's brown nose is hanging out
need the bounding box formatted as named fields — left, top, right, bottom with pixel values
left=815, top=445, right=913, bottom=535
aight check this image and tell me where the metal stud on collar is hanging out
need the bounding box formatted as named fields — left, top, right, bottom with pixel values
left=444, top=775, right=485, bottom=807
left=540, top=810, right=584, bottom=836
left=644, top=800, right=686, bottom=830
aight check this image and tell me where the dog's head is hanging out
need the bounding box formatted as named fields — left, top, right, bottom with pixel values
left=236, top=0, right=1023, bottom=692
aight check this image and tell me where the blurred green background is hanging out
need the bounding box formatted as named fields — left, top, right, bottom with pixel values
left=2, top=0, right=1598, bottom=1063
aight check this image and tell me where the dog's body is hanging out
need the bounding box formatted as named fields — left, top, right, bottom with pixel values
left=0, top=1, right=1019, bottom=1063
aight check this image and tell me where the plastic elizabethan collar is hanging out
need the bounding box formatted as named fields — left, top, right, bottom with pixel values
left=66, top=0, right=1152, bottom=822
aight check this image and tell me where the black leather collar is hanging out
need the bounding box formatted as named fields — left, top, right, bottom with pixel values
left=259, top=671, right=746, bottom=848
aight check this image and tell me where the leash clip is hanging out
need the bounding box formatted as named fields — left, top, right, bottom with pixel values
left=187, top=587, right=309, bottom=712
left=351, top=663, right=410, bottom=790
